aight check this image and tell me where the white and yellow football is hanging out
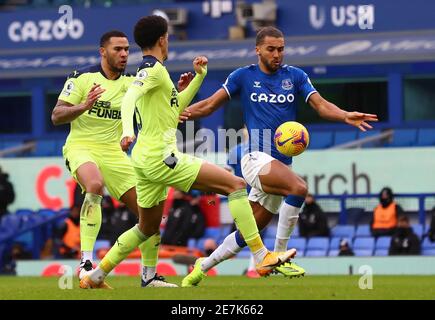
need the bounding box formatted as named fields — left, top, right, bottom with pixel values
left=274, top=121, right=310, bottom=157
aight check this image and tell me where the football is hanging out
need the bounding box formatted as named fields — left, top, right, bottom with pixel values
left=274, top=121, right=310, bottom=157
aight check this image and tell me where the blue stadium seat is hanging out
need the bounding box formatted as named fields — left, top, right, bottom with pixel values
left=422, top=237, right=435, bottom=250
left=288, top=237, right=306, bottom=256
left=329, top=237, right=343, bottom=251
left=263, top=237, right=275, bottom=250
left=333, top=130, right=358, bottom=146
left=196, top=238, right=207, bottom=251
left=187, top=238, right=196, bottom=249
left=219, top=224, right=232, bottom=238
left=0, top=226, right=13, bottom=241
left=203, top=227, right=221, bottom=240
left=308, top=131, right=334, bottom=149
left=328, top=249, right=339, bottom=256
left=331, top=225, right=355, bottom=239
left=389, top=129, right=417, bottom=147
left=306, top=237, right=329, bottom=256
left=422, top=232, right=435, bottom=255
left=375, top=236, right=392, bottom=250
left=38, top=209, right=57, bottom=219
left=15, top=209, right=34, bottom=217
left=264, top=224, right=277, bottom=239
left=416, top=128, right=435, bottom=146
left=411, top=224, right=424, bottom=239
left=93, top=240, right=111, bottom=256
left=353, top=237, right=375, bottom=256
left=305, top=249, right=327, bottom=257
left=292, top=226, right=300, bottom=237
left=355, top=225, right=371, bottom=237
left=1, top=214, right=22, bottom=231
left=357, top=130, right=383, bottom=147
left=374, top=249, right=389, bottom=256
left=237, top=246, right=251, bottom=258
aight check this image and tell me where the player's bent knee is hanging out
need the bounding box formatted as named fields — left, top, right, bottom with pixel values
left=284, top=180, right=307, bottom=198
left=227, top=176, right=247, bottom=194
left=85, top=179, right=104, bottom=195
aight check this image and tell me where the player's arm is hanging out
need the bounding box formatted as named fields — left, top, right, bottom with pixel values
left=177, top=56, right=208, bottom=111
left=180, top=88, right=229, bottom=122
left=51, top=84, right=105, bottom=125
left=120, top=65, right=162, bottom=151
left=308, top=93, right=378, bottom=131
left=180, top=65, right=242, bottom=121
left=177, top=72, right=194, bottom=92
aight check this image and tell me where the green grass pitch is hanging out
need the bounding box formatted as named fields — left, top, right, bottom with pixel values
left=1, top=275, right=435, bottom=300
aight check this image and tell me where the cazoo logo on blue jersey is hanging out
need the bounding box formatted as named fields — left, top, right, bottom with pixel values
left=250, top=93, right=295, bottom=103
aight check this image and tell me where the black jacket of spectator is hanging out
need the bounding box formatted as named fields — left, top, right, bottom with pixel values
left=389, top=227, right=421, bottom=255
left=299, top=201, right=330, bottom=238
left=427, top=207, right=435, bottom=242
left=162, top=199, right=205, bottom=246
left=99, top=196, right=137, bottom=245
left=0, top=168, right=15, bottom=217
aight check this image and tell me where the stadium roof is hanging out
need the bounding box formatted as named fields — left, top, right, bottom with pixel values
left=1, top=30, right=435, bottom=79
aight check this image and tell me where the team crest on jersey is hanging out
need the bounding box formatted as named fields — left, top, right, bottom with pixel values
left=281, top=79, right=293, bottom=90
left=137, top=69, right=148, bottom=80
left=62, top=80, right=74, bottom=96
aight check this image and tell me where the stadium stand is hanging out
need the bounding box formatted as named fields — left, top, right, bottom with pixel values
left=305, top=237, right=329, bottom=257
left=374, top=236, right=392, bottom=256
left=388, top=129, right=418, bottom=147
left=353, top=237, right=375, bottom=256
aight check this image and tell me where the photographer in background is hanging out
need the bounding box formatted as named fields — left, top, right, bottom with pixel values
left=0, top=166, right=15, bottom=218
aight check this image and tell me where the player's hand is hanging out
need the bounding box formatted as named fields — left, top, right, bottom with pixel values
left=177, top=72, right=194, bottom=92
left=179, top=107, right=191, bottom=123
left=193, top=56, right=208, bottom=75
left=120, top=136, right=136, bottom=152
left=83, top=83, right=105, bottom=110
left=344, top=111, right=378, bottom=131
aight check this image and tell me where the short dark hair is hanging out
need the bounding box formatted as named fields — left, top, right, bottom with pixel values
left=398, top=215, right=409, bottom=223
left=256, top=26, right=284, bottom=46
left=134, top=15, right=168, bottom=50
left=99, top=30, right=128, bottom=47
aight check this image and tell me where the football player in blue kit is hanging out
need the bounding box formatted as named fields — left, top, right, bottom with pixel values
left=181, top=26, right=378, bottom=286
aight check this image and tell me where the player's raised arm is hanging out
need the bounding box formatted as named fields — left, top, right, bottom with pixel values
left=179, top=88, right=229, bottom=122
left=307, top=92, right=378, bottom=132
left=177, top=56, right=208, bottom=111
left=120, top=87, right=141, bottom=151
left=52, top=83, right=105, bottom=125
left=177, top=72, right=194, bottom=92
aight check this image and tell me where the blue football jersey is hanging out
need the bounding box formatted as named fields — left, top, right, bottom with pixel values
left=222, top=64, right=317, bottom=165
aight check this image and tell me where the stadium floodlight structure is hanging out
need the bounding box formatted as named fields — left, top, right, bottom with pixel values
left=235, top=0, right=277, bottom=31
left=152, top=8, right=188, bottom=39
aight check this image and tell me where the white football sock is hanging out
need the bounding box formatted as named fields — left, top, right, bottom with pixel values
left=201, top=232, right=242, bottom=272
left=274, top=202, right=301, bottom=251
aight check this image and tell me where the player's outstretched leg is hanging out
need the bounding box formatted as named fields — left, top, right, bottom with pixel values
left=191, top=162, right=294, bottom=277
left=120, top=188, right=176, bottom=287
left=181, top=258, right=206, bottom=287
left=256, top=160, right=308, bottom=277
left=78, top=192, right=103, bottom=280
left=75, top=163, right=104, bottom=280
left=80, top=224, right=147, bottom=289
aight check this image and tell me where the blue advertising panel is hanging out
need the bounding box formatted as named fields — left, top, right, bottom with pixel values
left=1, top=31, right=435, bottom=79
left=1, top=0, right=435, bottom=50
left=0, top=3, right=234, bottom=50
left=276, top=0, right=435, bottom=36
